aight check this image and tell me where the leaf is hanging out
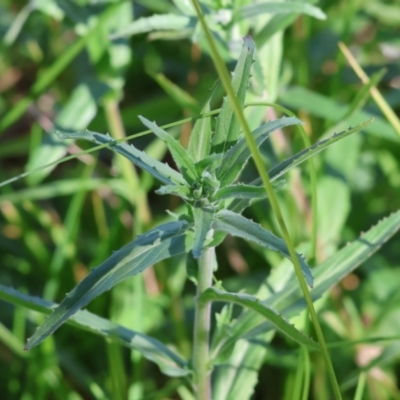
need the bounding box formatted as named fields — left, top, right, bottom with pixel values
left=212, top=210, right=313, bottom=288
left=194, top=153, right=223, bottom=174
left=228, top=119, right=373, bottom=214
left=201, top=288, right=320, bottom=350
left=109, top=14, right=196, bottom=39
left=0, top=284, right=189, bottom=377
left=192, top=207, right=215, bottom=258
left=25, top=221, right=193, bottom=349
left=188, top=81, right=223, bottom=162
left=268, top=120, right=373, bottom=182
left=214, top=180, right=285, bottom=201
left=218, top=210, right=400, bottom=355
left=279, top=86, right=398, bottom=142
left=139, top=116, right=199, bottom=184
left=211, top=36, right=255, bottom=153
left=216, top=116, right=301, bottom=186
left=57, top=130, right=187, bottom=186
left=236, top=2, right=326, bottom=21
left=149, top=72, right=200, bottom=114
left=155, top=184, right=191, bottom=200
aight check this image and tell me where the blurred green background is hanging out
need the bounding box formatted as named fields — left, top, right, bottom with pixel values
left=1, top=1, right=400, bottom=399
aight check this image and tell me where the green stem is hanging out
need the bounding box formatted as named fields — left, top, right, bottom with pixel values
left=191, top=1, right=342, bottom=398
left=106, top=341, right=127, bottom=400
left=193, top=247, right=215, bottom=400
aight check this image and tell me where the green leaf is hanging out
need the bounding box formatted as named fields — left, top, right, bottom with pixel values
left=279, top=86, right=398, bottom=142
left=268, top=120, right=373, bottom=182
left=212, top=210, right=313, bottom=287
left=214, top=180, right=285, bottom=201
left=139, top=116, right=199, bottom=184
left=216, top=116, right=301, bottom=185
left=149, top=72, right=200, bottom=114
left=0, top=284, right=189, bottom=377
left=109, top=14, right=196, bottom=39
left=155, top=184, right=191, bottom=200
left=236, top=2, right=326, bottom=21
left=211, top=36, right=255, bottom=153
left=192, top=207, right=215, bottom=258
left=25, top=221, right=193, bottom=349
left=194, top=153, right=223, bottom=174
left=201, top=288, right=320, bottom=350
left=218, top=210, right=400, bottom=355
left=188, top=81, right=223, bottom=162
left=57, top=130, right=187, bottom=186
left=229, top=119, right=373, bottom=213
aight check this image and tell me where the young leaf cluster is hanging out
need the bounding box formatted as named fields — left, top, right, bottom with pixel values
left=25, top=37, right=374, bottom=374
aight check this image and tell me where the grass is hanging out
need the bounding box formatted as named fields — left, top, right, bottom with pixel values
left=1, top=1, right=400, bottom=399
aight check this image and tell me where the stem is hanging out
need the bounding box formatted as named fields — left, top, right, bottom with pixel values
left=193, top=247, right=215, bottom=400
left=191, top=1, right=342, bottom=398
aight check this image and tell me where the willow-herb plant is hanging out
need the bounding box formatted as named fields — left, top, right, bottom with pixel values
left=22, top=37, right=400, bottom=400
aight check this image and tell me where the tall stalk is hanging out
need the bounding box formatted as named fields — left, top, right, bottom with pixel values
left=193, top=247, right=215, bottom=400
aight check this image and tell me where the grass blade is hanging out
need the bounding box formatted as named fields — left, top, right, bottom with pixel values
left=237, top=2, right=326, bottom=21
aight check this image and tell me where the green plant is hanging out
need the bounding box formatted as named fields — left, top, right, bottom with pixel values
left=3, top=35, right=396, bottom=400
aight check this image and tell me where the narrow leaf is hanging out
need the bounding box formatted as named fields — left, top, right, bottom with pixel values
left=211, top=36, right=255, bottom=153
left=218, top=210, right=400, bottom=356
left=188, top=81, right=223, bottom=162
left=156, top=184, right=191, bottom=200
left=139, top=116, right=198, bottom=183
left=229, top=120, right=373, bottom=213
left=237, top=2, right=326, bottom=21
left=57, top=130, right=186, bottom=186
left=268, top=120, right=373, bottom=182
left=212, top=210, right=313, bottom=287
left=0, top=284, right=189, bottom=377
left=192, top=207, right=215, bottom=258
left=201, top=288, right=320, bottom=350
left=149, top=72, right=200, bottom=114
left=26, top=221, right=193, bottom=349
left=214, top=180, right=285, bottom=201
left=194, top=153, right=223, bottom=174
left=216, top=117, right=301, bottom=185
left=109, top=14, right=196, bottom=39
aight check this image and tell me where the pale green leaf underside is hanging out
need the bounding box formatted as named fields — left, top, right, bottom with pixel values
left=217, top=210, right=400, bottom=357
left=110, top=14, right=196, bottom=39
left=229, top=120, right=373, bottom=213
left=268, top=119, right=373, bottom=181
left=0, top=284, right=189, bottom=377
left=214, top=183, right=267, bottom=201
left=26, top=221, right=193, bottom=349
left=192, top=207, right=215, bottom=258
left=212, top=210, right=313, bottom=287
left=216, top=116, right=302, bottom=185
left=57, top=130, right=186, bottom=186
left=212, top=36, right=255, bottom=153
left=139, top=116, right=198, bottom=183
left=237, top=2, right=326, bottom=21
left=188, top=82, right=222, bottom=162
left=202, top=288, right=320, bottom=350
left=156, top=184, right=191, bottom=200
left=194, top=153, right=223, bottom=174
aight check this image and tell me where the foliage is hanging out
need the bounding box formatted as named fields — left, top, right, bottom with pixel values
left=1, top=1, right=400, bottom=399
